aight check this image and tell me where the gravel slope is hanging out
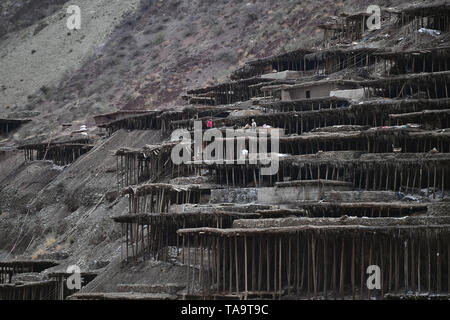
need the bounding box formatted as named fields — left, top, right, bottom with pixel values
left=0, top=0, right=139, bottom=110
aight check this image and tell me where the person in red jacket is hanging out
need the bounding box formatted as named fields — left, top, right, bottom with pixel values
left=207, top=119, right=213, bottom=128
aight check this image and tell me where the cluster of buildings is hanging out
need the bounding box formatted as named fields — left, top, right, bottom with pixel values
left=1, top=2, right=450, bottom=300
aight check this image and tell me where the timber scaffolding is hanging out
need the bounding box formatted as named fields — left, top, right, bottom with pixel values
left=113, top=128, right=284, bottom=188
left=113, top=203, right=279, bottom=262
left=98, top=111, right=174, bottom=135
left=399, top=2, right=450, bottom=32
left=390, top=109, right=450, bottom=129
left=126, top=125, right=450, bottom=160
left=94, top=7, right=450, bottom=302
left=260, top=96, right=350, bottom=113
left=113, top=212, right=259, bottom=262
left=262, top=79, right=363, bottom=101
left=192, top=152, right=450, bottom=198
left=114, top=180, right=320, bottom=262
left=0, top=260, right=58, bottom=284
left=0, top=118, right=31, bottom=135
left=185, top=78, right=277, bottom=106
left=114, top=131, right=275, bottom=189
left=319, top=10, right=397, bottom=47
left=115, top=141, right=183, bottom=189
left=93, top=110, right=150, bottom=126
left=0, top=281, right=58, bottom=300
left=230, top=47, right=379, bottom=82
left=98, top=105, right=245, bottom=135
left=301, top=47, right=379, bottom=76
left=363, top=71, right=450, bottom=99
left=47, top=272, right=97, bottom=300
left=374, top=46, right=450, bottom=76
left=177, top=216, right=450, bottom=299
left=0, top=271, right=97, bottom=300
left=173, top=98, right=450, bottom=135
left=102, top=73, right=450, bottom=136
left=318, top=6, right=411, bottom=48
left=277, top=126, right=450, bottom=154
left=258, top=202, right=428, bottom=218
left=18, top=138, right=93, bottom=166
left=327, top=8, right=401, bottom=44
left=230, top=49, right=314, bottom=81
left=261, top=71, right=450, bottom=101
left=123, top=183, right=221, bottom=215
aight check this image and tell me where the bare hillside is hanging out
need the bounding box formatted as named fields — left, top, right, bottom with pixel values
left=1, top=0, right=401, bottom=144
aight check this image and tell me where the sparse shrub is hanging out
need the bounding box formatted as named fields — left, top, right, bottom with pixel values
left=140, top=0, right=152, bottom=12
left=183, top=23, right=198, bottom=37
left=46, top=235, right=56, bottom=247
left=246, top=12, right=259, bottom=25
left=39, top=85, right=54, bottom=99
left=132, top=50, right=144, bottom=58
left=273, top=10, right=284, bottom=21
left=122, top=93, right=132, bottom=103
left=153, top=32, right=166, bottom=46
left=120, top=34, right=135, bottom=44
left=40, top=85, right=50, bottom=95
left=168, top=0, right=182, bottom=11
left=104, top=57, right=120, bottom=68
left=201, top=16, right=215, bottom=27
left=216, top=48, right=238, bottom=65
left=212, top=24, right=224, bottom=36
left=153, top=23, right=166, bottom=33
left=151, top=51, right=160, bottom=60
left=143, top=26, right=153, bottom=35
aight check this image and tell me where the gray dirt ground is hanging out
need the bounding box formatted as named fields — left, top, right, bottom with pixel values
left=0, top=0, right=140, bottom=110
left=82, top=259, right=189, bottom=294
left=2, top=0, right=406, bottom=144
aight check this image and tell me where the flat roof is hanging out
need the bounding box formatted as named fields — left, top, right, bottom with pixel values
left=261, top=79, right=362, bottom=92
left=0, top=260, right=59, bottom=269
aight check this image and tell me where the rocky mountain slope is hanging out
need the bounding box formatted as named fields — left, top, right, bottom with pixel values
left=1, top=0, right=402, bottom=143
left=0, top=0, right=431, bottom=288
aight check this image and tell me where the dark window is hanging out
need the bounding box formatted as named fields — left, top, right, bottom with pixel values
left=305, top=90, right=311, bottom=99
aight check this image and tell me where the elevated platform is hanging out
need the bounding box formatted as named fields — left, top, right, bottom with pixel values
left=210, top=180, right=353, bottom=204
left=0, top=118, right=31, bottom=135
left=116, top=283, right=185, bottom=294
left=67, top=292, right=176, bottom=300
left=0, top=260, right=59, bottom=284
left=0, top=280, right=58, bottom=300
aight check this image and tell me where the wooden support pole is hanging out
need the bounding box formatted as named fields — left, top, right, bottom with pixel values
left=339, top=238, right=345, bottom=300
left=244, top=235, right=248, bottom=299
left=351, top=237, right=355, bottom=300
left=266, top=237, right=270, bottom=293
left=312, top=234, right=317, bottom=299
left=235, top=236, right=239, bottom=294
left=361, top=237, right=365, bottom=299
left=258, top=236, right=263, bottom=293
left=288, top=236, right=291, bottom=296
left=279, top=237, right=282, bottom=297
left=323, top=237, right=328, bottom=299
left=187, top=236, right=190, bottom=294
left=230, top=238, right=233, bottom=293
